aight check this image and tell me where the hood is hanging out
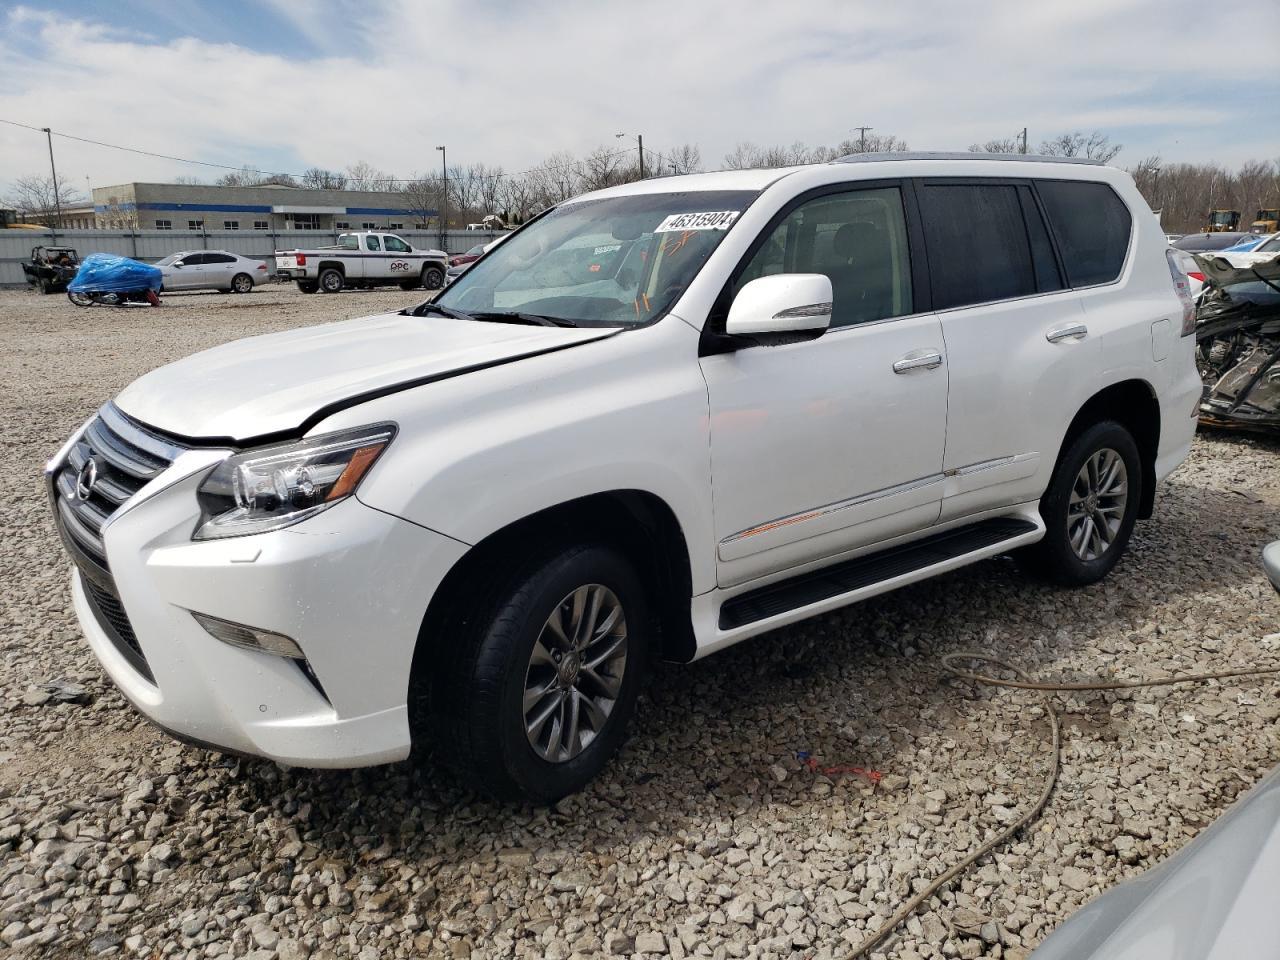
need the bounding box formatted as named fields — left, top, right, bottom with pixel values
left=114, top=312, right=616, bottom=442
left=1031, top=765, right=1280, bottom=960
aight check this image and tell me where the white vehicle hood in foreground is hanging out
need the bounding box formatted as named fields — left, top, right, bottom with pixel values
left=114, top=312, right=616, bottom=442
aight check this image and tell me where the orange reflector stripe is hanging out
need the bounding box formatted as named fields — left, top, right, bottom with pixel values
left=326, top=444, right=385, bottom=501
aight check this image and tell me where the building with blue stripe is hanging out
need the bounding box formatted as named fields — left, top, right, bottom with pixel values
left=91, top=182, right=436, bottom=232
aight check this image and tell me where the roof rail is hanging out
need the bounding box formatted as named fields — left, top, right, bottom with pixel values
left=834, top=151, right=1105, bottom=166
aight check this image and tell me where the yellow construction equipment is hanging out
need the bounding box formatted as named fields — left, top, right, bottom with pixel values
left=1204, top=209, right=1241, bottom=232
left=1250, top=207, right=1280, bottom=234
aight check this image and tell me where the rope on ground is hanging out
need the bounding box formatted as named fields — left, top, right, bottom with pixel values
left=842, top=651, right=1280, bottom=959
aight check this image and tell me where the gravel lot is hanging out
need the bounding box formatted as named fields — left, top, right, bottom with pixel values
left=1, top=284, right=1278, bottom=960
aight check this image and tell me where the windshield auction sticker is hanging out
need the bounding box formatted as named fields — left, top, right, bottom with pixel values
left=653, top=211, right=741, bottom=233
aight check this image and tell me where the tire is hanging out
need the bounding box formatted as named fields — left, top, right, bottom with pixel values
left=421, top=264, right=445, bottom=289
left=297, top=280, right=319, bottom=294
left=67, top=291, right=93, bottom=307
left=318, top=268, right=344, bottom=293
left=1021, top=420, right=1142, bottom=586
left=429, top=544, right=650, bottom=802
left=231, top=273, right=253, bottom=294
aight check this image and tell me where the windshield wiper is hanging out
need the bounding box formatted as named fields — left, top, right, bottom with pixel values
left=472, top=311, right=578, bottom=328
left=408, top=302, right=477, bottom=322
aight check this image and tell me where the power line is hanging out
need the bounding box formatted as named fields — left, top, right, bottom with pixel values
left=0, top=117, right=637, bottom=185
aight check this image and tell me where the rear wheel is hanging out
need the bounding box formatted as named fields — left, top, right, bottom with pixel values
left=421, top=264, right=445, bottom=289
left=1021, top=420, right=1142, bottom=586
left=231, top=273, right=254, bottom=293
left=428, top=544, right=649, bottom=802
left=318, top=268, right=344, bottom=293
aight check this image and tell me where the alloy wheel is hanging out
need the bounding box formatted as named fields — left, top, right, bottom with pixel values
left=522, top=584, right=628, bottom=763
left=1067, top=448, right=1128, bottom=561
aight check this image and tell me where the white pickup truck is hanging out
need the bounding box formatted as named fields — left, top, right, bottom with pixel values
left=275, top=232, right=449, bottom=294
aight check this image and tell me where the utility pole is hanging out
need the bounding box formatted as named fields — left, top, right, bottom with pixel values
left=637, top=134, right=645, bottom=179
left=42, top=127, right=63, bottom=230
left=1018, top=127, right=1028, bottom=155
left=436, top=145, right=447, bottom=252
left=852, top=126, right=872, bottom=153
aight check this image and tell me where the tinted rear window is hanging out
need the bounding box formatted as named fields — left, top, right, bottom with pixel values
left=1036, top=180, right=1132, bottom=286
left=919, top=183, right=1037, bottom=310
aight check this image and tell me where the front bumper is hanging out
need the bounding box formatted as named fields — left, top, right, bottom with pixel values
left=55, top=440, right=467, bottom=768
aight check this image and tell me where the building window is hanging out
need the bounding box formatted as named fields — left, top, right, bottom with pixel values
left=388, top=223, right=403, bottom=230
left=335, top=221, right=350, bottom=229
left=155, top=219, right=172, bottom=230
left=253, top=220, right=269, bottom=230
left=290, top=214, right=322, bottom=230
left=224, top=220, right=239, bottom=230
left=361, top=221, right=376, bottom=230
left=188, top=219, right=204, bottom=230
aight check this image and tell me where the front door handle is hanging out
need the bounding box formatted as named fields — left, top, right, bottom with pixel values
left=893, top=349, right=944, bottom=374
left=1046, top=322, right=1088, bottom=343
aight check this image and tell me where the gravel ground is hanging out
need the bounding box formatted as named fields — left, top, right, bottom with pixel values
left=1, top=284, right=1278, bottom=960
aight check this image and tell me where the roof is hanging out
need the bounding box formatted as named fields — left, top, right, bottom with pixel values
left=835, top=151, right=1104, bottom=166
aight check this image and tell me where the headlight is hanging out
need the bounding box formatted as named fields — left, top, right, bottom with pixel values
left=194, top=424, right=395, bottom=540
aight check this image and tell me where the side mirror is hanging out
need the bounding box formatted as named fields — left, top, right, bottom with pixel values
left=173, top=261, right=184, bottom=268
left=725, top=274, right=833, bottom=340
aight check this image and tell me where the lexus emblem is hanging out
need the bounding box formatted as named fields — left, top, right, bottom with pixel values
left=75, top=459, right=98, bottom=502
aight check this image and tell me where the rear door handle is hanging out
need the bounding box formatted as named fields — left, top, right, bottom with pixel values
left=893, top=349, right=944, bottom=374
left=1046, top=323, right=1088, bottom=343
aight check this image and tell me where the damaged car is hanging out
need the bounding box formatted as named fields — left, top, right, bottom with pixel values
left=1194, top=255, right=1280, bottom=433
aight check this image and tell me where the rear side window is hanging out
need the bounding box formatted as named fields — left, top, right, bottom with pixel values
left=919, top=183, right=1037, bottom=310
left=1036, top=180, right=1132, bottom=286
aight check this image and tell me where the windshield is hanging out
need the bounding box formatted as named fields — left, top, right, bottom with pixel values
left=435, top=189, right=757, bottom=326
left=1211, top=212, right=1236, bottom=224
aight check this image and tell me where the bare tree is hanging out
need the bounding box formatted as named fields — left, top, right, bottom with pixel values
left=665, top=143, right=703, bottom=176
left=344, top=161, right=396, bottom=191
left=3, top=174, right=85, bottom=226
left=834, top=133, right=909, bottom=155
left=500, top=174, right=536, bottom=223
left=215, top=165, right=266, bottom=187
left=172, top=175, right=204, bottom=185
left=581, top=146, right=631, bottom=191
left=968, top=138, right=1021, bottom=154
left=1038, top=131, right=1122, bottom=163
left=1125, top=157, right=1280, bottom=232
left=301, top=167, right=348, bottom=190
left=401, top=174, right=442, bottom=227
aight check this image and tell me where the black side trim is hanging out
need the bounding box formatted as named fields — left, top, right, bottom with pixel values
left=718, top=517, right=1038, bottom=630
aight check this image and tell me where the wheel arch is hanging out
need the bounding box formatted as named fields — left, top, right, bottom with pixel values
left=409, top=489, right=696, bottom=711
left=1059, top=378, right=1161, bottom=519
left=316, top=260, right=347, bottom=276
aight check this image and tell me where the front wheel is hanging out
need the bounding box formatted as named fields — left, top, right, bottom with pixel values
left=421, top=264, right=445, bottom=289
left=1021, top=420, right=1142, bottom=586
left=429, top=544, right=649, bottom=802
left=67, top=291, right=94, bottom=307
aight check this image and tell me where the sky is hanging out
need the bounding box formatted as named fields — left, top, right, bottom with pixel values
left=1, top=0, right=1277, bottom=198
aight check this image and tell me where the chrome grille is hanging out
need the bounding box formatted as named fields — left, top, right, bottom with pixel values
left=49, top=404, right=186, bottom=682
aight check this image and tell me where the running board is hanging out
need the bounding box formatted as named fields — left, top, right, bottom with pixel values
left=718, top=517, right=1039, bottom=630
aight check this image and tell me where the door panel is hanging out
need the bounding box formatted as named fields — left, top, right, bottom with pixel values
left=700, top=182, right=947, bottom=588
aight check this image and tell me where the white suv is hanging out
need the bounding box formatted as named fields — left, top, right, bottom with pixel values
left=48, top=154, right=1201, bottom=801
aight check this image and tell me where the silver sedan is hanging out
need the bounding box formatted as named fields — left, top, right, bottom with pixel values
left=156, top=250, right=268, bottom=293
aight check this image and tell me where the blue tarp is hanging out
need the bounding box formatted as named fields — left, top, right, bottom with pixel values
left=68, top=254, right=163, bottom=293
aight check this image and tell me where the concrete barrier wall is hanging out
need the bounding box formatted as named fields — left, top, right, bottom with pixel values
left=1, top=228, right=505, bottom=287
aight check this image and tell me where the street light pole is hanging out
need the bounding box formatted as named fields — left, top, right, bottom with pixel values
left=615, top=133, right=645, bottom=179
left=41, top=127, right=63, bottom=231
left=436, top=145, right=447, bottom=252
left=1018, top=127, right=1028, bottom=155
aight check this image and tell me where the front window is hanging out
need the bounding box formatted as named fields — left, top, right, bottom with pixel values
left=437, top=190, right=757, bottom=327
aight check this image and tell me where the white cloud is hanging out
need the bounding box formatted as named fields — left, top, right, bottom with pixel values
left=1, top=0, right=1276, bottom=195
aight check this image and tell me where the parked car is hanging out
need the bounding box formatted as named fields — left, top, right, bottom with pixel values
left=47, top=154, right=1199, bottom=802
left=156, top=250, right=267, bottom=294
left=1032, top=543, right=1280, bottom=959
left=1167, top=247, right=1206, bottom=299
left=449, top=242, right=489, bottom=268
left=22, top=245, right=80, bottom=294
left=1214, top=232, right=1280, bottom=269
left=1171, top=232, right=1254, bottom=253
left=274, top=232, right=448, bottom=293
left=444, top=234, right=510, bottom=285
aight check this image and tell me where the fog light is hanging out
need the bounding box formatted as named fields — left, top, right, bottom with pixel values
left=191, top=611, right=304, bottom=659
